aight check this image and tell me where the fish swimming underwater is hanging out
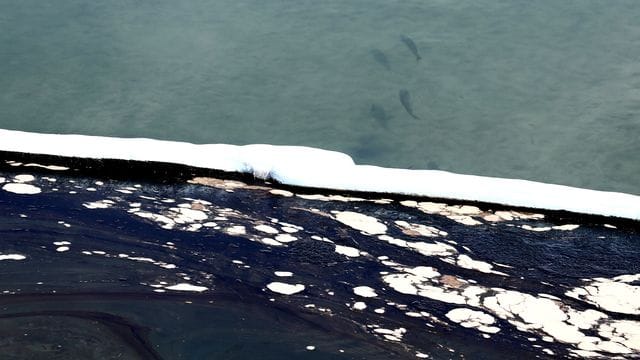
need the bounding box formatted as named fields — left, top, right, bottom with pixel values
left=369, top=103, right=391, bottom=127
left=370, top=49, right=391, bottom=71
left=399, top=89, right=420, bottom=119
left=400, top=35, right=421, bottom=62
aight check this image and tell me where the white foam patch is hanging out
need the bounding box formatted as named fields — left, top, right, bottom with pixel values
left=266, top=282, right=305, bottom=295
left=165, top=283, right=208, bottom=292
left=1, top=129, right=639, bottom=219
left=0, top=254, right=26, bottom=261
left=2, top=183, right=41, bottom=194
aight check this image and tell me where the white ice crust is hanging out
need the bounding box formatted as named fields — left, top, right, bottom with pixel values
left=1, top=129, right=639, bottom=220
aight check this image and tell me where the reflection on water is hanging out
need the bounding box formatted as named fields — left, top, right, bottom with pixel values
left=0, top=1, right=639, bottom=192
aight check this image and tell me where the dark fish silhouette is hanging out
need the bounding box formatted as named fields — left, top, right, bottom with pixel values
left=399, top=89, right=420, bottom=119
left=370, top=49, right=391, bottom=71
left=369, top=103, right=391, bottom=127
left=400, top=35, right=421, bottom=61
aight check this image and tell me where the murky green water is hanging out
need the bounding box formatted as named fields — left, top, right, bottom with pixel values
left=1, top=0, right=639, bottom=194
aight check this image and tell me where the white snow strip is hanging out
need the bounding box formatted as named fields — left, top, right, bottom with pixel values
left=1, top=129, right=638, bottom=220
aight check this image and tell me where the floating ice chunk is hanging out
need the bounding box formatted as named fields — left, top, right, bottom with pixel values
left=225, top=226, right=246, bottom=235
left=274, top=271, right=293, bottom=277
left=352, top=302, right=367, bottom=310
left=266, top=282, right=305, bottom=295
left=382, top=266, right=440, bottom=296
left=270, top=189, right=293, bottom=197
left=395, top=220, right=448, bottom=237
left=83, top=200, right=113, bottom=209
left=14, top=174, right=35, bottom=182
left=407, top=241, right=457, bottom=257
left=566, top=275, right=640, bottom=315
left=0, top=254, right=26, bottom=261
left=334, top=211, right=387, bottom=235
left=521, top=225, right=552, bottom=232
left=275, top=234, right=297, bottom=243
left=447, top=215, right=483, bottom=226
left=372, top=327, right=406, bottom=342
left=173, top=207, right=207, bottom=223
left=353, top=286, right=378, bottom=298
left=446, top=308, right=500, bottom=334
left=456, top=254, right=506, bottom=276
left=255, top=224, right=279, bottom=234
left=335, top=245, right=360, bottom=257
left=2, top=183, right=41, bottom=194
left=165, top=283, right=208, bottom=292
left=552, top=224, right=580, bottom=231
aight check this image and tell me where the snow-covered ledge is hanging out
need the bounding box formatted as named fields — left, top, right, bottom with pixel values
left=1, top=129, right=638, bottom=220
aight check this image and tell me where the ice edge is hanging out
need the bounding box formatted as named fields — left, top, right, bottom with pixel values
left=1, top=129, right=638, bottom=221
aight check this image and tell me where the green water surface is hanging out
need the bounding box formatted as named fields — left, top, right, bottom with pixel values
left=1, top=0, right=639, bottom=194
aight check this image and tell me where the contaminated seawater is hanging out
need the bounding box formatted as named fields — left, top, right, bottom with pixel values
left=1, top=0, right=639, bottom=194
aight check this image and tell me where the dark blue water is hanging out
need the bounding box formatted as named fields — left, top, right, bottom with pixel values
left=1, top=158, right=638, bottom=358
